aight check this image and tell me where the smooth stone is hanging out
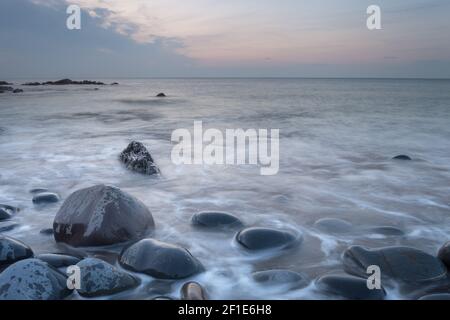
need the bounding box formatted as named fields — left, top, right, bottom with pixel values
left=40, top=228, right=54, bottom=235
left=252, top=270, right=309, bottom=290
left=0, top=236, right=34, bottom=269
left=53, top=184, right=155, bottom=247
left=156, top=93, right=166, bottom=97
left=437, top=241, right=450, bottom=268
left=236, top=227, right=302, bottom=251
left=393, top=155, right=412, bottom=160
left=119, top=141, right=160, bottom=175
left=368, top=226, right=405, bottom=236
left=181, top=282, right=207, bottom=300
left=191, top=212, right=243, bottom=230
left=119, top=239, right=204, bottom=280
left=30, top=188, right=49, bottom=194
left=314, top=218, right=352, bottom=234
left=32, top=192, right=60, bottom=204
left=343, top=246, right=447, bottom=283
left=316, top=274, right=386, bottom=300
left=419, top=293, right=450, bottom=300
left=76, top=258, right=139, bottom=297
left=0, top=204, right=19, bottom=221
left=37, top=253, right=81, bottom=268
left=0, top=259, right=71, bottom=300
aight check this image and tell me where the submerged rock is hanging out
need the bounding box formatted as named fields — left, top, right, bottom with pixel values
left=32, top=192, right=60, bottom=204
left=181, top=282, right=207, bottom=300
left=367, top=226, right=405, bottom=236
left=314, top=218, right=352, bottom=234
left=0, top=86, right=13, bottom=92
left=392, top=155, right=412, bottom=161
left=119, top=239, right=204, bottom=279
left=76, top=258, right=139, bottom=297
left=37, top=253, right=81, bottom=268
left=0, top=222, right=19, bottom=233
left=191, top=212, right=243, bottom=230
left=0, top=259, right=71, bottom=300
left=316, top=274, right=386, bottom=300
left=156, top=93, right=166, bottom=97
left=236, top=227, right=302, bottom=251
left=30, top=188, right=49, bottom=194
left=343, top=246, right=447, bottom=283
left=437, top=241, right=450, bottom=268
left=252, top=270, right=309, bottom=290
left=40, top=228, right=54, bottom=235
left=12, top=89, right=23, bottom=93
left=0, top=81, right=12, bottom=85
left=419, top=293, right=450, bottom=300
left=0, top=236, right=34, bottom=269
left=53, top=184, right=155, bottom=247
left=119, top=141, right=160, bottom=175
left=0, top=204, right=19, bottom=221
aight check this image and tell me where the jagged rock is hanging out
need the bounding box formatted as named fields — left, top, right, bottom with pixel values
left=119, top=141, right=160, bottom=175
left=0, top=204, right=19, bottom=221
left=0, top=236, right=34, bottom=269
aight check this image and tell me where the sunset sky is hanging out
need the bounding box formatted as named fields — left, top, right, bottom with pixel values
left=1, top=0, right=449, bottom=78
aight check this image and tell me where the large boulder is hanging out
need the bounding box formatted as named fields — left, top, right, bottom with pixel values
left=76, top=258, right=139, bottom=297
left=316, top=274, right=386, bottom=300
left=0, top=236, right=34, bottom=269
left=343, top=246, right=447, bottom=283
left=191, top=211, right=243, bottom=230
left=53, top=184, right=155, bottom=247
left=236, top=227, right=302, bottom=251
left=119, top=141, right=160, bottom=175
left=119, top=239, right=204, bottom=279
left=0, top=259, right=71, bottom=300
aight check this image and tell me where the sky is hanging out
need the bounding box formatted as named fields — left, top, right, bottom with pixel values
left=1, top=0, right=449, bottom=78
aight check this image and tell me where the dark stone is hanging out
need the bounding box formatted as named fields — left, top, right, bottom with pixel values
left=40, top=228, right=54, bottom=235
left=393, top=155, right=412, bottom=160
left=368, top=226, right=405, bottom=236
left=314, top=218, right=352, bottom=234
left=76, top=258, right=139, bottom=297
left=32, top=192, right=60, bottom=204
left=53, top=184, right=155, bottom=247
left=191, top=212, right=243, bottom=230
left=437, top=241, right=450, bottom=268
left=0, top=222, right=19, bottom=233
left=22, top=82, right=41, bottom=86
left=119, top=141, right=160, bottom=175
left=252, top=270, right=309, bottom=290
left=0, top=86, right=13, bottom=92
left=343, top=246, right=447, bottom=283
left=181, top=282, right=207, bottom=300
left=119, top=239, right=204, bottom=280
left=236, top=227, right=302, bottom=251
left=0, top=259, right=71, bottom=300
left=37, top=253, right=81, bottom=268
left=419, top=293, right=450, bottom=300
left=12, top=89, right=23, bottom=93
left=156, top=93, right=166, bottom=97
left=0, top=236, right=34, bottom=269
left=22, top=79, right=105, bottom=86
left=0, top=81, right=12, bottom=85
left=0, top=204, right=19, bottom=221
left=316, top=274, right=386, bottom=300
left=30, top=188, right=49, bottom=194
left=111, top=82, right=119, bottom=85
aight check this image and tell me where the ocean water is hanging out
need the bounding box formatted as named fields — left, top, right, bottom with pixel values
left=1, top=78, right=450, bottom=300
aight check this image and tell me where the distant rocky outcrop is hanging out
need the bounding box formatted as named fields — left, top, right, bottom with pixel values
left=119, top=141, right=160, bottom=175
left=0, top=81, right=12, bottom=85
left=22, top=79, right=105, bottom=86
left=156, top=93, right=166, bottom=97
left=0, top=86, right=13, bottom=92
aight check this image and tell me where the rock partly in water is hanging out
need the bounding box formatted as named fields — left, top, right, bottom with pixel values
left=0, top=81, right=12, bottom=85
left=156, top=93, right=166, bottom=97
left=191, top=212, right=243, bottom=230
left=316, top=274, right=386, bottom=300
left=181, top=282, right=208, bottom=300
left=367, top=226, right=405, bottom=236
left=37, top=253, right=81, bottom=268
left=0, top=236, right=34, bottom=269
left=252, top=270, right=309, bottom=290
left=30, top=188, right=49, bottom=194
left=0, top=222, right=19, bottom=233
left=343, top=246, right=447, bottom=283
left=236, top=227, right=302, bottom=251
left=0, top=259, right=71, bottom=300
left=111, top=82, right=119, bottom=85
left=12, top=89, right=23, bottom=93
left=76, top=258, right=139, bottom=297
left=40, top=228, right=54, bottom=235
left=314, top=218, right=352, bottom=234
left=419, top=293, right=450, bottom=300
left=23, top=79, right=105, bottom=86
left=0, top=204, right=19, bottom=221
left=437, top=241, right=450, bottom=268
left=32, top=192, right=60, bottom=204
left=393, top=155, right=412, bottom=161
left=53, top=184, right=155, bottom=247
left=119, top=239, right=204, bottom=280
left=0, top=86, right=13, bottom=92
left=119, top=141, right=160, bottom=175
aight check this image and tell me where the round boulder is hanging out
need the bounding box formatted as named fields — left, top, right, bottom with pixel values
left=343, top=246, right=447, bottom=283
left=393, top=155, right=412, bottom=161
left=0, top=259, right=71, bottom=300
left=53, top=184, right=155, bottom=247
left=0, top=236, right=34, bottom=269
left=191, top=212, right=243, bottom=230
left=181, top=282, right=208, bottom=300
left=236, top=227, right=302, bottom=251
left=252, top=270, right=309, bottom=290
left=119, top=239, right=204, bottom=279
left=32, top=192, right=60, bottom=204
left=316, top=274, right=386, bottom=300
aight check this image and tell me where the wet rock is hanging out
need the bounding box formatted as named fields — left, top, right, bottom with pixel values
left=314, top=218, right=352, bottom=234
left=0, top=259, right=71, bottom=300
left=53, top=184, right=155, bottom=247
left=0, top=81, right=12, bottom=85
left=32, top=192, right=60, bottom=204
left=437, top=241, right=450, bottom=268
left=191, top=212, right=243, bottom=230
left=343, top=246, right=447, bottom=283
left=0, top=204, right=19, bottom=221
left=156, top=93, right=166, bottom=97
left=0, top=222, right=19, bottom=233
left=37, top=253, right=81, bottom=268
left=76, top=258, right=139, bottom=297
left=181, top=282, right=207, bottom=300
left=368, top=226, right=405, bottom=236
left=0, top=86, right=13, bottom=92
left=40, top=228, right=54, bottom=235
left=252, top=270, right=309, bottom=290
left=0, top=236, right=34, bottom=269
left=419, top=293, right=450, bottom=300
left=30, top=188, right=49, bottom=194
left=22, top=79, right=105, bottom=86
left=119, top=141, right=160, bottom=175
left=236, top=227, right=302, bottom=251
left=316, top=274, right=386, bottom=300
left=22, top=82, right=41, bottom=86
left=393, top=155, right=412, bottom=160
left=119, top=239, right=204, bottom=280
left=13, top=89, right=23, bottom=93
left=111, top=82, right=119, bottom=85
